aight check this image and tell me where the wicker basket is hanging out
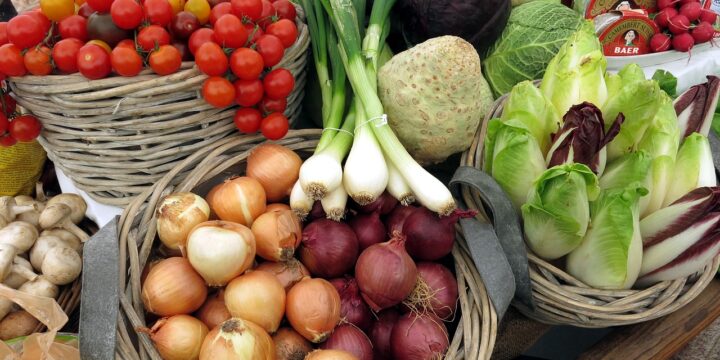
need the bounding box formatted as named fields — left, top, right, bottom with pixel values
left=460, top=92, right=720, bottom=328
left=8, top=7, right=310, bottom=207
left=113, top=129, right=497, bottom=360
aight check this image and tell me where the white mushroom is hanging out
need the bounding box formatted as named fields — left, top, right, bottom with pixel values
left=0, top=276, right=57, bottom=320
left=0, top=222, right=39, bottom=281
left=0, top=197, right=36, bottom=223
left=3, top=257, right=37, bottom=289
left=46, top=194, right=86, bottom=224
left=14, top=196, right=45, bottom=230
left=30, top=235, right=80, bottom=271
left=41, top=247, right=82, bottom=285
left=39, top=204, right=89, bottom=242
left=40, top=229, right=82, bottom=253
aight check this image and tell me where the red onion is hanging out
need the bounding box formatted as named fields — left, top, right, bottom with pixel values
left=320, top=324, right=373, bottom=360
left=370, top=309, right=399, bottom=360
left=354, top=192, right=398, bottom=215
left=403, top=262, right=458, bottom=320
left=391, top=313, right=449, bottom=360
left=403, top=208, right=476, bottom=261
left=385, top=205, right=421, bottom=237
left=309, top=201, right=326, bottom=220
left=355, top=233, right=417, bottom=312
left=348, top=212, right=387, bottom=251
left=329, top=277, right=373, bottom=332
left=300, top=219, right=359, bottom=278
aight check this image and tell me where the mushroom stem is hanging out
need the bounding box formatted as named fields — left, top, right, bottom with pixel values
left=0, top=197, right=36, bottom=222
left=39, top=204, right=90, bottom=242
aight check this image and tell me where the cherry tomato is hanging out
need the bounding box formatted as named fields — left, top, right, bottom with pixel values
left=213, top=14, right=247, bottom=48
left=233, top=107, right=261, bottom=133
left=184, top=0, right=211, bottom=24
left=149, top=44, right=182, bottom=75
left=9, top=115, right=42, bottom=142
left=194, top=42, right=227, bottom=76
left=244, top=22, right=263, bottom=44
left=0, top=44, right=26, bottom=76
left=115, top=38, right=136, bottom=49
left=1, top=93, right=17, bottom=116
left=208, top=0, right=227, bottom=7
left=170, top=11, right=200, bottom=39
left=77, top=3, right=94, bottom=17
left=144, top=0, right=174, bottom=26
left=0, top=23, right=8, bottom=46
left=87, top=0, right=113, bottom=13
left=202, top=76, right=235, bottom=107
left=231, top=0, right=262, bottom=21
left=111, top=46, right=143, bottom=76
left=260, top=96, right=286, bottom=114
left=58, top=15, right=88, bottom=41
left=263, top=68, right=294, bottom=100
left=255, top=34, right=283, bottom=67
left=256, top=0, right=272, bottom=28
left=260, top=112, right=288, bottom=140
left=137, top=25, right=171, bottom=51
left=23, top=46, right=53, bottom=75
left=26, top=9, right=52, bottom=33
left=77, top=43, right=112, bottom=79
left=209, top=2, right=231, bottom=25
left=187, top=27, right=214, bottom=55
left=52, top=38, right=83, bottom=73
left=87, top=39, right=112, bottom=53
left=87, top=12, right=132, bottom=47
left=230, top=47, right=263, bottom=80
left=0, top=113, right=8, bottom=134
left=40, top=0, right=75, bottom=21
left=233, top=78, right=263, bottom=107
left=172, top=41, right=191, bottom=60
left=266, top=19, right=296, bottom=48
left=7, top=15, right=45, bottom=50
left=111, top=0, right=144, bottom=29
left=272, top=0, right=295, bottom=22
left=167, top=0, right=185, bottom=14
left=0, top=134, right=16, bottom=147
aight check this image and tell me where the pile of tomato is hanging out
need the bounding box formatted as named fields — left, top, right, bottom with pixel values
left=0, top=0, right=298, bottom=140
left=0, top=90, right=41, bottom=147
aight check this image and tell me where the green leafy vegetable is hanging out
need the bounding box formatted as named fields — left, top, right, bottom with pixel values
left=500, top=80, right=560, bottom=154
left=599, top=151, right=652, bottom=191
left=662, top=133, right=717, bottom=207
left=652, top=69, right=677, bottom=97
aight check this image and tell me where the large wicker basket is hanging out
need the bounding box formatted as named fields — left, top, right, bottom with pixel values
left=460, top=92, right=720, bottom=328
left=113, top=129, right=497, bottom=359
left=8, top=7, right=310, bottom=207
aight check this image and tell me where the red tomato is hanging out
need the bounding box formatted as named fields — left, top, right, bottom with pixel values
left=231, top=0, right=262, bottom=21
left=111, top=46, right=143, bottom=76
left=202, top=76, right=235, bottom=107
left=243, top=22, right=263, bottom=44
left=87, top=0, right=113, bottom=13
left=144, top=0, right=174, bottom=26
left=233, top=78, right=263, bottom=107
left=58, top=15, right=88, bottom=41
left=1, top=93, right=17, bottom=116
left=170, top=11, right=200, bottom=39
left=213, top=14, right=247, bottom=48
left=266, top=19, right=296, bottom=48
left=257, top=0, right=272, bottom=28
left=87, top=39, right=112, bottom=53
left=260, top=112, right=288, bottom=140
left=26, top=9, right=52, bottom=33
left=115, top=38, right=136, bottom=50
left=271, top=0, right=295, bottom=22
left=0, top=44, right=26, bottom=76
left=187, top=27, right=214, bottom=55
left=263, top=68, right=294, bottom=99
left=23, top=46, right=53, bottom=75
left=209, top=2, right=231, bottom=25
left=0, top=113, right=7, bottom=134
left=233, top=107, right=261, bottom=133
left=255, top=34, right=283, bottom=67
left=259, top=96, right=286, bottom=114
left=172, top=41, right=191, bottom=60
left=111, top=0, right=144, bottom=29
left=149, top=44, right=182, bottom=75
left=0, top=134, right=16, bottom=147
left=9, top=115, right=42, bottom=142
left=195, top=42, right=227, bottom=76
left=77, top=3, right=95, bottom=17
left=230, top=47, right=263, bottom=80
left=77, top=43, right=112, bottom=79
left=0, top=22, right=9, bottom=46
left=7, top=15, right=45, bottom=50
left=52, top=38, right=83, bottom=73
left=137, top=25, right=171, bottom=51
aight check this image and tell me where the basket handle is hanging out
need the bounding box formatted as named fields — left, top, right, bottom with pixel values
left=450, top=166, right=535, bottom=316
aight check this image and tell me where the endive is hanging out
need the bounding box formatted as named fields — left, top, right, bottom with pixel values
left=662, top=133, right=716, bottom=207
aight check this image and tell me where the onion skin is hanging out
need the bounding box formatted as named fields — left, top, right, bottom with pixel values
left=306, top=349, right=359, bottom=360
left=370, top=309, right=400, bottom=360
left=403, top=208, right=475, bottom=261
left=224, top=271, right=286, bottom=333
left=391, top=313, right=449, bottom=360
left=329, top=277, right=373, bottom=332
left=199, top=318, right=275, bottom=360
left=142, top=257, right=208, bottom=316
left=404, top=262, right=459, bottom=320
left=354, top=192, right=398, bottom=215
left=309, top=201, right=326, bottom=220
left=247, top=143, right=302, bottom=202
left=255, top=259, right=311, bottom=291
left=320, top=324, right=373, bottom=360
left=186, top=221, right=256, bottom=286
left=299, top=219, right=359, bottom=278
left=348, top=212, right=387, bottom=251
left=149, top=315, right=209, bottom=360
left=267, top=203, right=292, bottom=212
left=355, top=234, right=417, bottom=312
left=156, top=192, right=210, bottom=250
left=252, top=209, right=303, bottom=261
left=273, top=327, right=313, bottom=360
left=385, top=205, right=421, bottom=237
left=207, top=177, right=266, bottom=226
left=286, top=278, right=341, bottom=343
left=195, top=290, right=231, bottom=330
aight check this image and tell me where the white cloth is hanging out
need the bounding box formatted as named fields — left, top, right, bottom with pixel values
left=56, top=167, right=122, bottom=227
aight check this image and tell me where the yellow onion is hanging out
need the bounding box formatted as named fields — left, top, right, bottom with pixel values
left=306, top=349, right=359, bottom=360
left=273, top=327, right=313, bottom=360
left=156, top=192, right=210, bottom=250
left=255, top=259, right=311, bottom=291
left=142, top=257, right=208, bottom=316
left=251, top=209, right=302, bottom=261
left=247, top=144, right=302, bottom=202
left=199, top=318, right=275, bottom=360
left=207, top=177, right=266, bottom=226
left=186, top=221, right=256, bottom=286
left=147, top=315, right=208, bottom=360
left=224, top=271, right=286, bottom=333
left=195, top=290, right=231, bottom=330
left=266, top=203, right=291, bottom=212
left=286, top=278, right=341, bottom=343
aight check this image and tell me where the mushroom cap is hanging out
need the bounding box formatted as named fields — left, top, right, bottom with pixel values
left=39, top=204, right=73, bottom=230
left=0, top=221, right=39, bottom=252
left=47, top=194, right=87, bottom=224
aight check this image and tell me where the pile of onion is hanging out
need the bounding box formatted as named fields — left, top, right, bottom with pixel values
left=195, top=290, right=230, bottom=330
left=255, top=258, right=311, bottom=291
left=273, top=327, right=313, bottom=360
left=247, top=143, right=302, bottom=202
left=141, top=257, right=207, bottom=316
left=390, top=313, right=449, bottom=359
left=185, top=221, right=256, bottom=286
left=329, top=277, right=373, bottom=332
left=199, top=318, right=275, bottom=360
left=402, top=262, right=459, bottom=320
left=347, top=212, right=386, bottom=251
left=251, top=209, right=303, bottom=262
left=403, top=208, right=475, bottom=261
left=299, top=219, right=359, bottom=278
left=145, top=315, right=208, bottom=360
left=207, top=176, right=266, bottom=226
left=385, top=205, right=420, bottom=236
left=369, top=309, right=399, bottom=360
left=320, top=324, right=373, bottom=360
left=155, top=192, right=210, bottom=250
left=286, top=278, right=341, bottom=343
left=224, top=270, right=286, bottom=333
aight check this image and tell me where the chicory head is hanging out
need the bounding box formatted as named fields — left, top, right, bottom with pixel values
left=501, top=80, right=561, bottom=154
left=663, top=132, right=717, bottom=207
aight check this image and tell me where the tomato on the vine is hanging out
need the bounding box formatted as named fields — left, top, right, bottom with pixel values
left=27, top=9, right=52, bottom=33
left=266, top=19, right=297, bottom=48
left=7, top=15, right=45, bottom=50
left=87, top=39, right=112, bottom=53
left=172, top=41, right=191, bottom=60
left=263, top=68, right=294, bottom=99
left=111, top=46, right=143, bottom=76
left=230, top=47, right=263, bottom=80
left=9, top=115, right=42, bottom=142
left=233, top=107, right=261, bottom=133
left=77, top=43, right=112, bottom=79
left=170, top=11, right=200, bottom=39
left=0, top=23, right=8, bottom=46
left=0, top=44, right=26, bottom=76
left=0, top=113, right=8, bottom=134
left=188, top=27, right=214, bottom=55
left=243, top=23, right=263, bottom=44
left=184, top=0, right=211, bottom=24
left=260, top=112, right=288, bottom=140
left=202, top=76, right=235, bottom=108
left=272, top=0, right=295, bottom=22
left=40, top=0, right=75, bottom=21
left=111, top=0, right=144, bottom=30
left=52, top=38, right=83, bottom=73
left=1, top=93, right=17, bottom=116
left=0, top=134, right=16, bottom=147
left=115, top=38, right=136, bottom=50
left=137, top=25, right=171, bottom=51
left=256, top=0, right=272, bottom=28
left=260, top=96, right=286, bottom=114
left=149, top=44, right=182, bottom=75
left=213, top=14, right=247, bottom=48
left=195, top=42, right=227, bottom=76
left=23, top=46, right=53, bottom=76
left=209, top=2, right=230, bottom=25
left=86, top=0, right=113, bottom=13
left=233, top=78, right=263, bottom=107
left=255, top=34, right=284, bottom=67
left=144, top=0, right=174, bottom=26
left=231, top=0, right=262, bottom=21
left=58, top=15, right=88, bottom=41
